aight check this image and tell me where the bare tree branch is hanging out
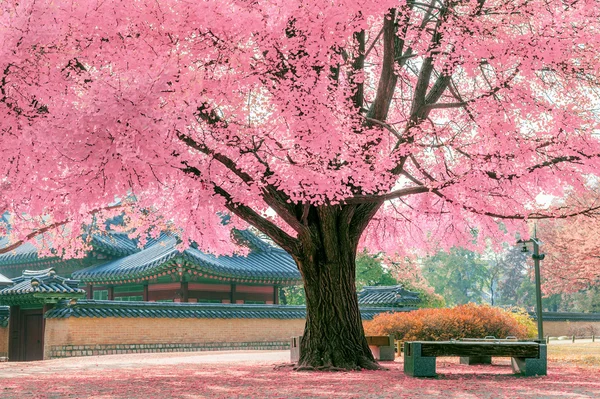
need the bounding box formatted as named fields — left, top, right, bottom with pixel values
left=0, top=204, right=124, bottom=255
left=180, top=163, right=300, bottom=252
left=345, top=186, right=430, bottom=204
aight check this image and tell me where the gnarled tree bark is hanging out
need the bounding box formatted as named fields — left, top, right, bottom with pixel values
left=292, top=205, right=382, bottom=370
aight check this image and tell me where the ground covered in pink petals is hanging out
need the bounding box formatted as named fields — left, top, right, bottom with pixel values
left=1, top=354, right=598, bottom=399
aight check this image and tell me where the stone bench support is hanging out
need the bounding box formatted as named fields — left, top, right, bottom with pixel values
left=459, top=356, right=492, bottom=365
left=510, top=344, right=547, bottom=376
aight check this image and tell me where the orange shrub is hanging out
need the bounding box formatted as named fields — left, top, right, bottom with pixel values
left=364, top=304, right=536, bottom=341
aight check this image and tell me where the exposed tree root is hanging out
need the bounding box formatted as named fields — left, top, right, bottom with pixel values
left=359, top=358, right=387, bottom=371
left=273, top=363, right=296, bottom=370
left=292, top=357, right=387, bottom=372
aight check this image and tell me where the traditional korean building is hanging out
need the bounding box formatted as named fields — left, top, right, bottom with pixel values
left=0, top=222, right=421, bottom=362
left=0, top=228, right=302, bottom=305
left=0, top=226, right=305, bottom=361
left=0, top=272, right=11, bottom=287
left=0, top=269, right=85, bottom=361
left=0, top=268, right=404, bottom=362
left=357, top=285, right=421, bottom=308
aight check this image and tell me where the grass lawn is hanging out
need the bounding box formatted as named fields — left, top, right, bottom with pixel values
left=548, top=341, right=600, bottom=368
left=0, top=343, right=598, bottom=398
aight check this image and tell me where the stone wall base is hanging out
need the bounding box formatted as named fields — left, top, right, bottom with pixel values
left=49, top=341, right=290, bottom=359
left=0, top=326, right=8, bottom=361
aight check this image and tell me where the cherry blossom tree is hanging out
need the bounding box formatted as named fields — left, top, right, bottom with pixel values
left=2, top=0, right=600, bottom=369
left=538, top=210, right=600, bottom=295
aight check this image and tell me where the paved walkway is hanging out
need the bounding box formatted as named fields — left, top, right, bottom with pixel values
left=0, top=350, right=290, bottom=378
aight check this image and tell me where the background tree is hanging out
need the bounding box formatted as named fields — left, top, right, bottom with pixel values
left=355, top=250, right=398, bottom=291
left=419, top=244, right=596, bottom=312
left=422, top=248, right=490, bottom=305
left=493, top=247, right=530, bottom=307
left=280, top=250, right=439, bottom=306
left=2, top=0, right=600, bottom=369
left=538, top=214, right=600, bottom=295
left=278, top=285, right=306, bottom=306
left=562, top=287, right=600, bottom=313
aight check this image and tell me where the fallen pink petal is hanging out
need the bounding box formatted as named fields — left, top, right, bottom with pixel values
left=1, top=349, right=599, bottom=398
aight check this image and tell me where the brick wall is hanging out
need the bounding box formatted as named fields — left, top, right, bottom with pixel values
left=544, top=320, right=600, bottom=337
left=44, top=317, right=305, bottom=359
left=0, top=325, right=8, bottom=360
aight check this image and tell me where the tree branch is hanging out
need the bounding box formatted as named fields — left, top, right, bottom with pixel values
left=0, top=204, right=124, bottom=255
left=424, top=101, right=467, bottom=109
left=430, top=187, right=600, bottom=220
left=180, top=162, right=299, bottom=252
left=177, top=131, right=254, bottom=184
left=177, top=129, right=308, bottom=235
left=350, top=30, right=365, bottom=109
left=344, top=186, right=430, bottom=204
left=366, top=9, right=399, bottom=122
left=212, top=185, right=300, bottom=253
left=485, top=153, right=600, bottom=181
left=363, top=117, right=402, bottom=139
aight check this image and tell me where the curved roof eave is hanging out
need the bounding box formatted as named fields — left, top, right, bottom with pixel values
left=73, top=233, right=302, bottom=285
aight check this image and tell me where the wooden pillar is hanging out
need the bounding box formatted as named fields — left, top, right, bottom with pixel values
left=42, top=303, right=53, bottom=316
left=230, top=283, right=236, bottom=304
left=8, top=305, right=20, bottom=361
left=143, top=284, right=149, bottom=301
left=107, top=286, right=114, bottom=301
left=181, top=281, right=189, bottom=302
left=86, top=283, right=93, bottom=299
left=273, top=285, right=279, bottom=305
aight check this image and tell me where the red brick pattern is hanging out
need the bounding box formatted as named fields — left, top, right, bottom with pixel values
left=44, top=317, right=305, bottom=359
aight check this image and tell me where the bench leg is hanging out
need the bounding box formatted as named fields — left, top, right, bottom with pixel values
left=379, top=345, right=395, bottom=361
left=460, top=356, right=492, bottom=365
left=511, top=344, right=547, bottom=376
left=404, top=342, right=436, bottom=377
left=377, top=335, right=395, bottom=361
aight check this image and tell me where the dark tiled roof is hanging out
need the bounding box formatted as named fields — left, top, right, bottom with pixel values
left=73, top=235, right=179, bottom=281
left=0, top=306, right=8, bottom=327
left=89, top=232, right=140, bottom=257
left=45, top=299, right=408, bottom=320
left=0, top=268, right=85, bottom=296
left=183, top=239, right=300, bottom=281
left=529, top=312, right=600, bottom=321
left=0, top=237, right=45, bottom=266
left=0, top=229, right=162, bottom=268
left=0, top=272, right=11, bottom=285
left=357, top=285, right=421, bottom=307
left=73, top=230, right=301, bottom=283
left=88, top=231, right=170, bottom=257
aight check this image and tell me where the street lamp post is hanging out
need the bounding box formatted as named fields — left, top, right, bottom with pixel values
left=518, top=227, right=545, bottom=342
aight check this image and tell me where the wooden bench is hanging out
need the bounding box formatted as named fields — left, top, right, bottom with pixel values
left=290, top=335, right=395, bottom=362
left=404, top=341, right=547, bottom=377
left=457, top=336, right=518, bottom=365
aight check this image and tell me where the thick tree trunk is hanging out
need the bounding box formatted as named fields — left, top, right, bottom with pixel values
left=293, top=206, right=381, bottom=371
